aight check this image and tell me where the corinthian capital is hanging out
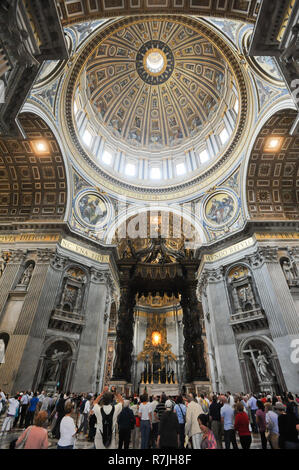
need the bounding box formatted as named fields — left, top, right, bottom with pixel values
left=51, top=254, right=68, bottom=270
left=90, top=267, right=107, bottom=283
left=258, top=246, right=278, bottom=263
left=206, top=266, right=225, bottom=282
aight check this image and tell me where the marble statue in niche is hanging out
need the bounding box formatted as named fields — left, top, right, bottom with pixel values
left=227, top=265, right=260, bottom=315
left=41, top=342, right=73, bottom=391
left=61, top=285, right=77, bottom=309
left=256, top=350, right=276, bottom=382
left=281, top=258, right=299, bottom=286
left=243, top=343, right=278, bottom=393
left=0, top=252, right=10, bottom=278
left=45, top=349, right=70, bottom=382
left=20, top=263, right=34, bottom=286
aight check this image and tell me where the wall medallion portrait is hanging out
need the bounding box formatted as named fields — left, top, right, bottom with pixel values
left=204, top=191, right=238, bottom=227
left=74, top=190, right=111, bottom=229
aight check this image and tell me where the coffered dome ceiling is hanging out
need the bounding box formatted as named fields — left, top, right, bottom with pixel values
left=64, top=16, right=248, bottom=198
left=83, top=20, right=230, bottom=152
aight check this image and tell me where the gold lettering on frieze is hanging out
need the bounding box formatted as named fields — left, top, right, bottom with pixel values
left=0, top=234, right=61, bottom=243
left=255, top=232, right=299, bottom=240
left=60, top=239, right=110, bottom=264
left=203, top=237, right=255, bottom=263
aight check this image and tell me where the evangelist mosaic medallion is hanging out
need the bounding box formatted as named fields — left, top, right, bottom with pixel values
left=75, top=191, right=111, bottom=229
left=204, top=191, right=237, bottom=226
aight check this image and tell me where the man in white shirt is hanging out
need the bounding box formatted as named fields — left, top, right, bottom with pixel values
left=93, top=390, right=124, bottom=449
left=78, top=395, right=91, bottom=436
left=138, top=394, right=153, bottom=449
left=19, top=391, right=30, bottom=428
left=1, top=395, right=19, bottom=433
left=185, top=393, right=204, bottom=449
left=247, top=393, right=258, bottom=433
left=220, top=397, right=238, bottom=449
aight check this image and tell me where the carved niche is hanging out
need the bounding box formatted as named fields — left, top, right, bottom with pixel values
left=48, top=266, right=87, bottom=333
left=226, top=264, right=268, bottom=332
left=280, top=255, right=299, bottom=288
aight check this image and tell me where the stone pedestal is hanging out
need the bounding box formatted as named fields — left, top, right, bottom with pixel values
left=139, top=383, right=180, bottom=396
left=109, top=380, right=132, bottom=396
left=192, top=380, right=212, bottom=395
left=43, top=381, right=57, bottom=393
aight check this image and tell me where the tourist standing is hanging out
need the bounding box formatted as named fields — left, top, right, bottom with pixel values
left=234, top=402, right=251, bottom=449
left=256, top=400, right=267, bottom=449
left=15, top=411, right=48, bottom=449
left=209, top=395, right=223, bottom=449
left=1, top=394, right=19, bottom=433
left=130, top=398, right=140, bottom=449
left=51, top=393, right=65, bottom=439
left=150, top=396, right=159, bottom=448
left=264, top=403, right=279, bottom=449
left=247, top=393, right=258, bottom=433
left=57, top=401, right=77, bottom=449
left=185, top=393, right=204, bottom=449
left=198, top=414, right=217, bottom=449
left=220, top=397, right=238, bottom=449
left=77, top=394, right=91, bottom=436
left=174, top=395, right=186, bottom=449
left=157, top=400, right=179, bottom=449
left=25, top=392, right=39, bottom=428
left=93, top=391, right=123, bottom=449
left=138, top=394, right=152, bottom=449
left=276, top=402, right=299, bottom=449
left=19, top=391, right=30, bottom=428
left=117, top=400, right=135, bottom=449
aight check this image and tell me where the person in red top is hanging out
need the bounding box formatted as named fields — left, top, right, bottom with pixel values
left=234, top=402, right=252, bottom=449
left=260, top=394, right=267, bottom=404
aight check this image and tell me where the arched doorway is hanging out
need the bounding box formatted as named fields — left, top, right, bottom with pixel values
left=38, top=340, right=73, bottom=393
left=239, top=336, right=286, bottom=394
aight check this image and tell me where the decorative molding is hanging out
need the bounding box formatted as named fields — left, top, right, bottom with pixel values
left=36, top=248, right=55, bottom=264
left=51, top=254, right=68, bottom=271
left=8, top=249, right=27, bottom=263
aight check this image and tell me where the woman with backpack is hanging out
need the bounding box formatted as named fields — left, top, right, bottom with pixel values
left=93, top=390, right=124, bottom=449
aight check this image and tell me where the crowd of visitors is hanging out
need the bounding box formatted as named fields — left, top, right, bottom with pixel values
left=0, top=387, right=298, bottom=450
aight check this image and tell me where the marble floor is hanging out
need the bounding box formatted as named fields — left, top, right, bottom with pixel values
left=0, top=414, right=263, bottom=450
